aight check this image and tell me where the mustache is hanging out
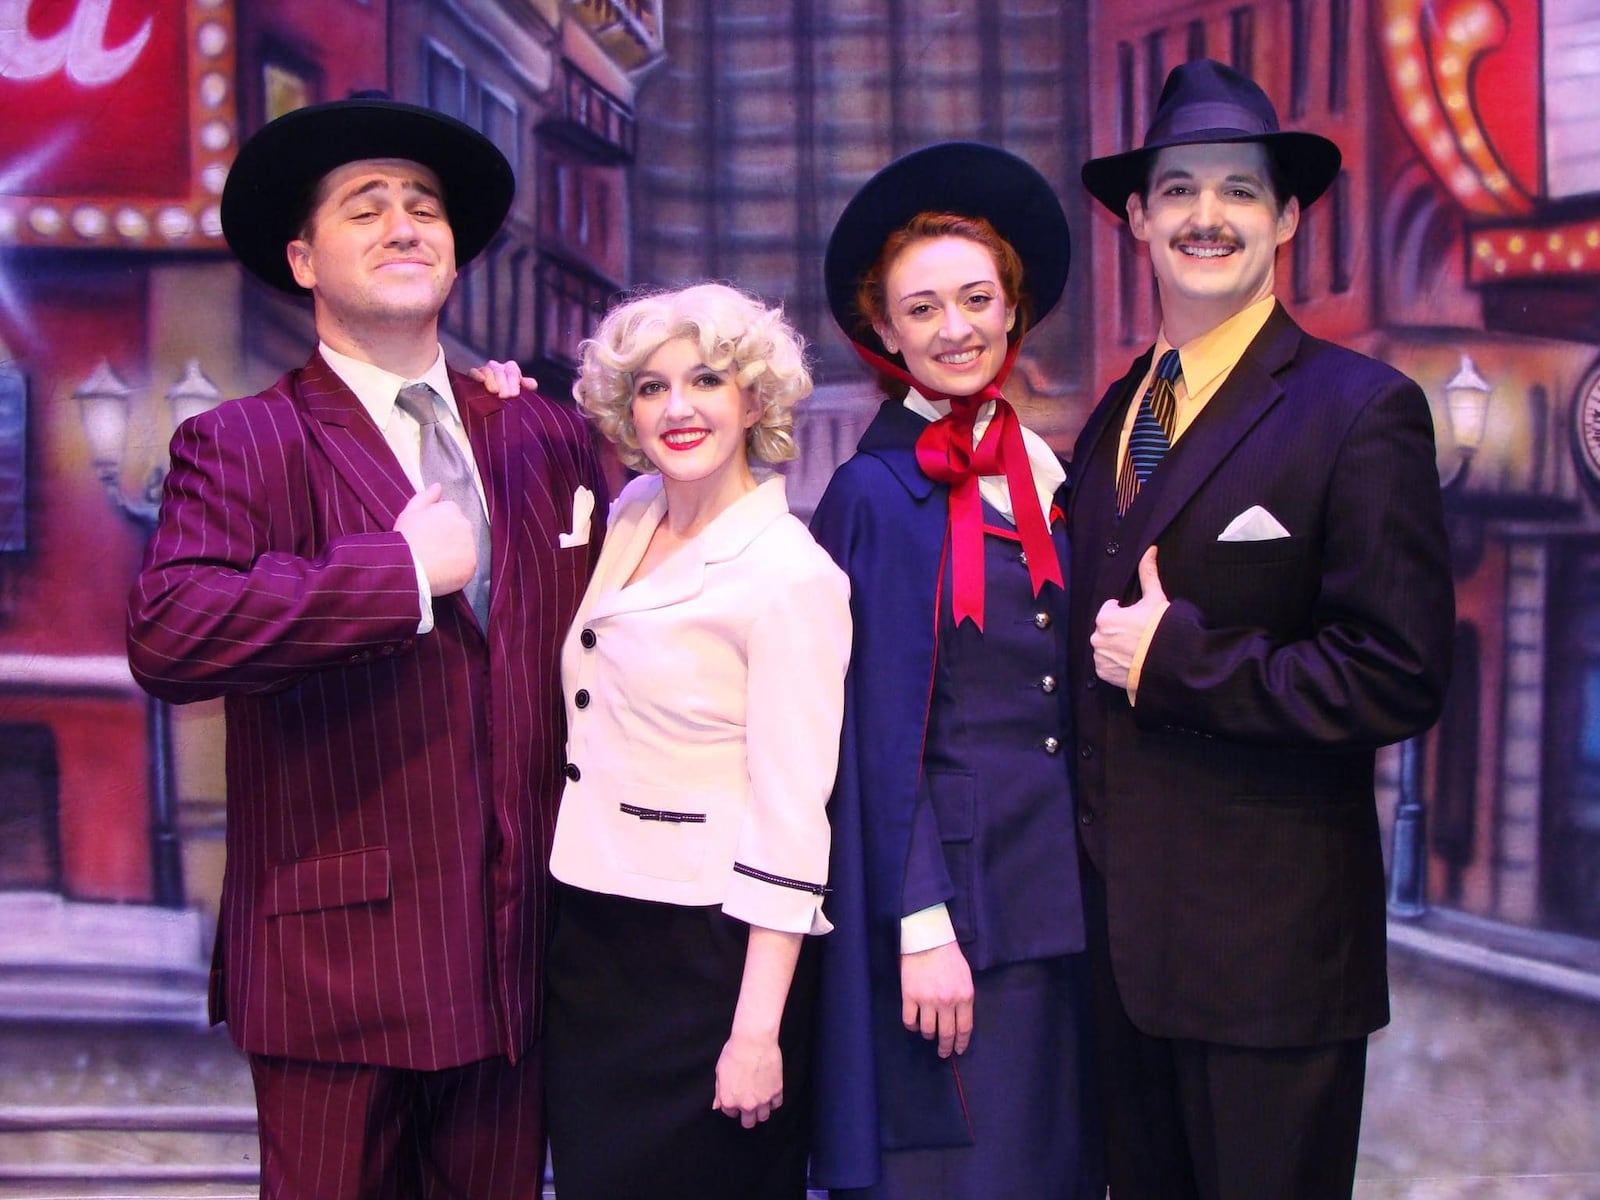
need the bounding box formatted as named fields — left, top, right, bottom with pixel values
left=1171, top=225, right=1242, bottom=249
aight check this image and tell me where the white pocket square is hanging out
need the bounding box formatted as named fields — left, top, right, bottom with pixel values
left=558, top=486, right=594, bottom=547
left=1218, top=505, right=1291, bottom=542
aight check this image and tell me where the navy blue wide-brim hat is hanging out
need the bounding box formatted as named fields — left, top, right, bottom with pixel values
left=1081, top=58, right=1341, bottom=218
left=221, top=94, right=515, bottom=295
left=824, top=141, right=1071, bottom=360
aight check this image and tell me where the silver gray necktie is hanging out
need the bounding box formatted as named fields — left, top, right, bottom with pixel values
left=395, top=383, right=490, bottom=628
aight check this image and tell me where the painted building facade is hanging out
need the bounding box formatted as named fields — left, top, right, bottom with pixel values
left=3, top=0, right=1599, bottom=1191
left=0, top=0, right=654, bottom=1186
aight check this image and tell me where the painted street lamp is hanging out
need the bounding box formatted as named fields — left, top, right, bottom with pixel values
left=75, top=358, right=221, bottom=908
left=1443, top=353, right=1491, bottom=488
left=1389, top=353, right=1492, bottom=918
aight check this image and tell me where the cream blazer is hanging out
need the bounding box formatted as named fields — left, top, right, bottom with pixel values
left=550, top=473, right=851, bottom=934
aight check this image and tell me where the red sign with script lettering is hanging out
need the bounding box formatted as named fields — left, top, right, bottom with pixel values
left=0, top=0, right=236, bottom=249
left=0, top=0, right=186, bottom=194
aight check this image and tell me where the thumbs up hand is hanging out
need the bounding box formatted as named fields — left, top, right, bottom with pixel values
left=1091, top=546, right=1169, bottom=690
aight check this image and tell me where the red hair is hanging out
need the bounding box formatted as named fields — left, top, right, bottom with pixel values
left=854, top=211, right=1032, bottom=342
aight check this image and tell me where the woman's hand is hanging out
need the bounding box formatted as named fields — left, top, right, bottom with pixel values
left=467, top=360, right=537, bottom=397
left=901, top=941, right=975, bottom=1058
left=713, top=926, right=802, bottom=1128
left=713, top=1031, right=784, bottom=1128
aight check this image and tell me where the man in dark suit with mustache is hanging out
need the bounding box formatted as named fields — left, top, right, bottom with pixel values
left=1069, top=59, right=1454, bottom=1200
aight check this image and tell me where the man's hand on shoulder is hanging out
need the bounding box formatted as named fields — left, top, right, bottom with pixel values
left=395, top=484, right=476, bottom=594
left=469, top=360, right=536, bottom=397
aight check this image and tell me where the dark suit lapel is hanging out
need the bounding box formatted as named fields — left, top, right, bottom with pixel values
left=296, top=352, right=416, bottom=529
left=1104, top=306, right=1303, bottom=596
left=1067, top=350, right=1150, bottom=532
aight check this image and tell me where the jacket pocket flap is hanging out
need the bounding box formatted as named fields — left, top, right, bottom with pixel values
left=264, top=846, right=391, bottom=916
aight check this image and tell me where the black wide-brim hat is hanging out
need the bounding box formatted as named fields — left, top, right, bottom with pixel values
left=221, top=95, right=515, bottom=295
left=1081, top=58, right=1341, bottom=218
left=824, top=141, right=1070, bottom=360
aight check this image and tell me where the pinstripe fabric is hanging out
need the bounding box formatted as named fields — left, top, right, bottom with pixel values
left=128, top=351, right=606, bottom=1072
left=249, top=1046, right=544, bottom=1199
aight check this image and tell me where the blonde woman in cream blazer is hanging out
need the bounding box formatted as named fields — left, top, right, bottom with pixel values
left=544, top=283, right=851, bottom=1200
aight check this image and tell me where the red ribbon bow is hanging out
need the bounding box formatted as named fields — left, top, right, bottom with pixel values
left=852, top=339, right=1064, bottom=630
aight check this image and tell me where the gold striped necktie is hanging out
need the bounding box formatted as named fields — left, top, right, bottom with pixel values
left=1115, top=348, right=1182, bottom=516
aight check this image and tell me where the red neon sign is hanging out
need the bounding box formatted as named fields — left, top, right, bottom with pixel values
left=0, top=0, right=237, bottom=249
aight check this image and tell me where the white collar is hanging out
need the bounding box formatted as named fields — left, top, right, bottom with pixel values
left=900, top=386, right=1065, bottom=523
left=318, top=341, right=459, bottom=429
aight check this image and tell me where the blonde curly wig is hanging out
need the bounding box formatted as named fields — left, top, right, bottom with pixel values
left=573, top=282, right=812, bottom=473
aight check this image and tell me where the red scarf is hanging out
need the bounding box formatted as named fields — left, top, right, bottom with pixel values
left=852, top=340, right=1064, bottom=630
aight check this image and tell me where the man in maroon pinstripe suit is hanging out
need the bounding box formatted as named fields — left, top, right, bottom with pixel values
left=127, top=95, right=607, bottom=1198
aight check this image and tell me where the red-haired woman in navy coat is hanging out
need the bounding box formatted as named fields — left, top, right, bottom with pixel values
left=809, top=143, right=1102, bottom=1199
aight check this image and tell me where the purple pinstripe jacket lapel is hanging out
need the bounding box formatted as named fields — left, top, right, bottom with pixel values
left=296, top=352, right=417, bottom=532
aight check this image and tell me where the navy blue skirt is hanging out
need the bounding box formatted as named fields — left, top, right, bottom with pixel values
left=833, top=952, right=1102, bottom=1200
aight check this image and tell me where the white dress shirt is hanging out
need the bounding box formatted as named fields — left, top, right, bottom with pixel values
left=318, top=342, right=486, bottom=632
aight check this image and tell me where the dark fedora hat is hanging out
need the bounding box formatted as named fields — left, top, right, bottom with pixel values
left=1081, top=58, right=1341, bottom=218
left=824, top=141, right=1070, bottom=360
left=221, top=93, right=515, bottom=295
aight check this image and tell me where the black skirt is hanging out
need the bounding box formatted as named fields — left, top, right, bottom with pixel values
left=544, top=882, right=819, bottom=1200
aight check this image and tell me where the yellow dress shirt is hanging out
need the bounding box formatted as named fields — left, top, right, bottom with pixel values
left=1121, top=296, right=1277, bottom=700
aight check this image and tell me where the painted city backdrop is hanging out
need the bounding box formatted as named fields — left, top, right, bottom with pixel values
left=1, top=1, right=1598, bottom=1196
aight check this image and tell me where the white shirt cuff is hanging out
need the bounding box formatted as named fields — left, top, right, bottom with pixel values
left=900, top=902, right=957, bottom=953
left=410, top=551, right=434, bottom=635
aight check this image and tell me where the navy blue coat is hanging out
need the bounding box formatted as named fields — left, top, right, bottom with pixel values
left=808, top=399, right=1083, bottom=1189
